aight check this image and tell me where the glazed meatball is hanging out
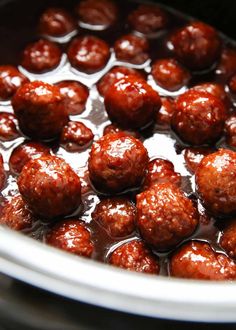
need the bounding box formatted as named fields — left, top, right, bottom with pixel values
left=128, top=4, right=168, bottom=34
left=109, top=240, right=159, bottom=274
left=170, top=21, right=221, bottom=70
left=18, top=155, right=81, bottom=219
left=114, top=34, right=149, bottom=65
left=55, top=80, right=89, bottom=115
left=151, top=58, right=190, bottom=91
left=92, top=198, right=136, bottom=238
left=136, top=183, right=199, bottom=250
left=97, top=66, right=144, bottom=97
left=0, top=112, right=19, bottom=141
left=76, top=0, right=118, bottom=28
left=60, top=121, right=94, bottom=152
left=155, top=97, right=176, bottom=129
left=9, top=141, right=50, bottom=175
left=183, top=147, right=215, bottom=174
left=172, top=90, right=227, bottom=145
left=21, top=39, right=62, bottom=73
left=46, top=220, right=94, bottom=258
left=68, top=36, right=110, bottom=73
left=88, top=132, right=149, bottom=193
left=103, top=123, right=140, bottom=139
left=220, top=220, right=236, bottom=259
left=195, top=149, right=236, bottom=216
left=39, top=7, right=76, bottom=37
left=0, top=153, right=5, bottom=191
left=0, top=195, right=35, bottom=231
left=104, top=76, right=161, bottom=129
left=12, top=81, right=68, bottom=140
left=170, top=241, right=236, bottom=280
left=0, top=66, right=29, bottom=101
left=225, top=115, right=236, bottom=148
left=142, top=158, right=181, bottom=190
left=216, top=47, right=236, bottom=79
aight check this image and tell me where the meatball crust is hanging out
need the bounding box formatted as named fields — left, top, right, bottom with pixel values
left=0, top=65, right=29, bottom=100
left=136, top=183, right=199, bottom=250
left=104, top=76, right=161, bottom=129
left=114, top=34, right=149, bottom=65
left=183, top=147, right=215, bottom=174
left=172, top=90, right=227, bottom=145
left=18, top=155, right=81, bottom=219
left=68, top=36, right=110, bottom=73
left=9, top=141, right=50, bottom=175
left=151, top=58, right=190, bottom=91
left=220, top=220, right=236, bottom=259
left=21, top=39, right=62, bottom=73
left=103, top=123, right=140, bottom=139
left=12, top=81, right=68, bottom=140
left=216, top=47, right=236, bottom=79
left=170, top=21, right=221, bottom=70
left=0, top=112, right=19, bottom=141
left=39, top=7, right=76, bottom=37
left=0, top=153, right=5, bottom=191
left=170, top=241, right=236, bottom=280
left=88, top=132, right=149, bottom=194
left=155, top=97, right=176, bottom=128
left=92, top=198, right=136, bottom=238
left=109, top=240, right=160, bottom=274
left=225, top=115, right=236, bottom=148
left=195, top=149, right=236, bottom=216
left=60, top=121, right=94, bottom=152
left=46, top=220, right=94, bottom=258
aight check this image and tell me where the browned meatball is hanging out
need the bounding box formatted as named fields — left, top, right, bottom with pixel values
left=60, top=121, right=94, bottom=152
left=76, top=0, right=118, bottom=28
left=0, top=153, right=5, bottom=191
left=103, top=123, right=140, bottom=139
left=18, top=155, right=81, bottom=219
left=183, top=147, right=215, bottom=174
left=225, top=115, right=236, bottom=148
left=88, top=132, right=149, bottom=193
left=39, top=7, right=76, bottom=37
left=216, top=47, right=236, bottom=79
left=92, top=198, right=136, bottom=238
left=128, top=4, right=168, bottom=34
left=155, top=97, right=176, bottom=128
left=109, top=240, right=159, bottom=274
left=170, top=241, right=236, bottom=280
left=0, top=66, right=29, bottom=101
left=136, top=183, right=199, bottom=250
left=9, top=141, right=50, bottom=175
left=55, top=80, right=89, bottom=115
left=0, top=112, right=19, bottom=141
left=0, top=195, right=35, bottom=231
left=21, top=39, right=62, bottom=73
left=12, top=81, right=68, bottom=140
left=114, top=34, right=149, bottom=65
left=68, top=36, right=110, bottom=73
left=170, top=21, right=221, bottom=70
left=142, top=158, right=181, bottom=190
left=220, top=220, right=236, bottom=259
left=151, top=58, right=190, bottom=91
left=195, top=149, right=236, bottom=216
left=104, top=76, right=161, bottom=129
left=46, top=220, right=94, bottom=258
left=172, top=90, right=227, bottom=145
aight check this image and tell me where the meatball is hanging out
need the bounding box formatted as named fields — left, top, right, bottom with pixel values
left=76, top=0, right=118, bottom=28
left=92, top=198, right=136, bottom=238
left=170, top=21, right=221, bottom=70
left=109, top=240, right=159, bottom=274
left=0, top=65, right=29, bottom=101
left=0, top=195, right=35, bottom=231
left=9, top=141, right=50, bottom=175
left=18, top=155, right=81, bottom=219
left=97, top=66, right=144, bottom=97
left=21, top=39, right=62, bottom=73
left=88, top=132, right=149, bottom=194
left=103, top=123, right=140, bottom=139
left=128, top=4, right=168, bottom=35
left=68, top=36, right=110, bottom=73
left=220, top=220, right=236, bottom=259
left=225, top=115, right=236, bottom=148
left=0, top=112, right=19, bottom=141
left=12, top=81, right=68, bottom=140
left=216, top=47, right=236, bottom=79
left=172, top=90, right=227, bottom=145
left=114, top=34, right=149, bottom=65
left=142, top=158, right=181, bottom=190
left=60, top=121, right=94, bottom=152
left=0, top=153, right=5, bottom=191
left=170, top=241, right=236, bottom=280
left=136, top=183, right=199, bottom=250
left=228, top=74, right=236, bottom=95
left=195, top=149, right=236, bottom=216
left=55, top=80, right=89, bottom=115
left=151, top=58, right=190, bottom=91
left=39, top=7, right=76, bottom=37
left=155, top=97, right=176, bottom=128
left=183, top=147, right=215, bottom=174
left=46, top=220, right=94, bottom=258
left=104, top=76, right=161, bottom=129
